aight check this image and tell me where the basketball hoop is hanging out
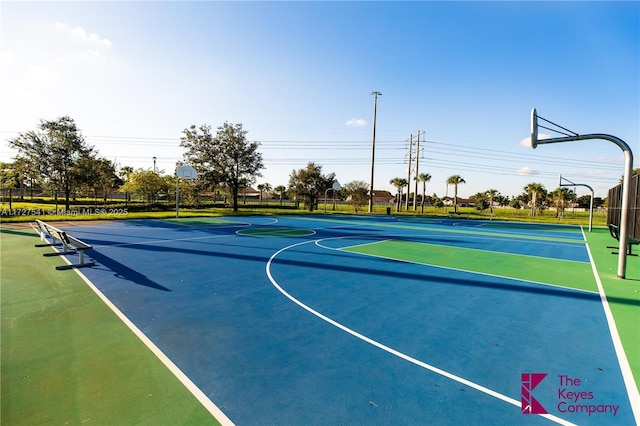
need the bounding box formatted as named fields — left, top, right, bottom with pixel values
left=529, top=108, right=634, bottom=278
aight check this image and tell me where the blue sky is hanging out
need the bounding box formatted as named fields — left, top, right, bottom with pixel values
left=1, top=1, right=638, bottom=199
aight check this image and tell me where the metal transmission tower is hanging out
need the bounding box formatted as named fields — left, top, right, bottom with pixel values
left=405, top=130, right=425, bottom=211
left=405, top=134, right=413, bottom=211
left=368, top=91, right=381, bottom=213
left=413, top=130, right=425, bottom=210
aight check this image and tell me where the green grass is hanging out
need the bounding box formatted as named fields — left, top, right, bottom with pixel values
left=0, top=226, right=220, bottom=425
left=1, top=198, right=607, bottom=227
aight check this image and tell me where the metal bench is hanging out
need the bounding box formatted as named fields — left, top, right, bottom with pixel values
left=607, top=223, right=639, bottom=256
left=34, top=220, right=96, bottom=270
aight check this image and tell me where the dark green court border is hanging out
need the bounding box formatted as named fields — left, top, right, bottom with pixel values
left=236, top=227, right=315, bottom=237
left=0, top=225, right=219, bottom=426
left=583, top=226, right=640, bottom=391
left=344, top=239, right=597, bottom=292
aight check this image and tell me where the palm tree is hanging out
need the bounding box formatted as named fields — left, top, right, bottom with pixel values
left=446, top=175, right=466, bottom=214
left=274, top=185, right=287, bottom=206
left=257, top=183, right=272, bottom=204
left=525, top=182, right=546, bottom=216
left=390, top=177, right=408, bottom=212
left=417, top=173, right=431, bottom=213
left=486, top=188, right=500, bottom=215
left=551, top=187, right=575, bottom=218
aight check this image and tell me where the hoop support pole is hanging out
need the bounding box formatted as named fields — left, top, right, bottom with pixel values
left=534, top=133, right=633, bottom=278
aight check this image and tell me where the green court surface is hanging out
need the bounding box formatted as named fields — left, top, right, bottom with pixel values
left=0, top=226, right=218, bottom=426
left=345, top=239, right=597, bottom=292
left=583, top=226, right=640, bottom=390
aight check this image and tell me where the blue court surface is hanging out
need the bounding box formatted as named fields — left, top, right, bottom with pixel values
left=53, top=215, right=637, bottom=425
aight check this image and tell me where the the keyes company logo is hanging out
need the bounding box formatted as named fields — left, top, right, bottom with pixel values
left=522, top=373, right=548, bottom=414
left=522, top=373, right=620, bottom=417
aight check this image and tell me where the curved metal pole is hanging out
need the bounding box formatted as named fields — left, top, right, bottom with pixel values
left=534, top=133, right=633, bottom=278
left=559, top=176, right=594, bottom=232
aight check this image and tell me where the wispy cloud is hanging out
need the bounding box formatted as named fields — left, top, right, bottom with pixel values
left=346, top=118, right=367, bottom=127
left=56, top=22, right=113, bottom=50
left=579, top=170, right=606, bottom=176
left=519, top=133, right=552, bottom=147
left=516, top=166, right=539, bottom=176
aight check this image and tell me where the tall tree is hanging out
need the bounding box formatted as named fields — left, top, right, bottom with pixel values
left=446, top=175, right=466, bottom=214
left=119, top=169, right=171, bottom=204
left=288, top=162, right=335, bottom=212
left=416, top=173, right=431, bottom=213
left=180, top=122, right=263, bottom=212
left=486, top=188, right=500, bottom=214
left=550, top=187, right=575, bottom=218
left=8, top=116, right=94, bottom=210
left=343, top=180, right=369, bottom=213
left=257, top=182, right=272, bottom=204
left=274, top=185, right=287, bottom=206
left=390, top=177, right=408, bottom=212
left=524, top=182, right=546, bottom=216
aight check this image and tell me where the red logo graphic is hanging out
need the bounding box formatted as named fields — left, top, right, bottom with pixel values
left=522, top=373, right=548, bottom=414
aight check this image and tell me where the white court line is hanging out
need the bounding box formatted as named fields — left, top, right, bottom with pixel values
left=266, top=239, right=575, bottom=426
left=584, top=235, right=640, bottom=424
left=28, top=224, right=235, bottom=425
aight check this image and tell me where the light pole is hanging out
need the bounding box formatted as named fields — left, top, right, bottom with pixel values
left=368, top=91, right=381, bottom=213
left=153, top=156, right=157, bottom=172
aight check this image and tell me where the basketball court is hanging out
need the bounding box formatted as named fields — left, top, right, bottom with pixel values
left=4, top=214, right=637, bottom=425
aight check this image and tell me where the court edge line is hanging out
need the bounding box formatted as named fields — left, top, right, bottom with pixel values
left=317, top=238, right=598, bottom=295
left=584, top=239, right=640, bottom=424
left=266, top=239, right=575, bottom=426
left=30, top=225, right=235, bottom=426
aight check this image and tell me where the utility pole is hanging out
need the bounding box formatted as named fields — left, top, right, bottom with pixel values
left=368, top=91, right=381, bottom=213
left=413, top=130, right=424, bottom=210
left=405, top=133, right=413, bottom=211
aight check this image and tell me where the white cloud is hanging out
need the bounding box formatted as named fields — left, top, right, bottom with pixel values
left=519, top=133, right=552, bottom=147
left=516, top=166, right=539, bottom=176
left=28, top=65, right=56, bottom=84
left=0, top=50, right=16, bottom=65
left=56, top=21, right=113, bottom=50
left=580, top=170, right=606, bottom=176
left=346, top=118, right=367, bottom=127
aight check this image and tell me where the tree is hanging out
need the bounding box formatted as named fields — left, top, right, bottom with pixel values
left=390, top=177, right=408, bottom=212
left=416, top=173, right=431, bottom=213
left=550, top=187, right=575, bottom=218
left=524, top=182, right=546, bottom=216
left=432, top=193, right=445, bottom=208
left=343, top=180, right=369, bottom=213
left=486, top=188, right=500, bottom=214
left=288, top=162, right=335, bottom=212
left=119, top=169, right=171, bottom=204
left=274, top=185, right=287, bottom=206
left=472, top=192, right=489, bottom=211
left=8, top=116, right=95, bottom=211
left=446, top=175, right=466, bottom=214
left=257, top=182, right=272, bottom=204
left=180, top=122, right=264, bottom=212
left=75, top=156, right=117, bottom=202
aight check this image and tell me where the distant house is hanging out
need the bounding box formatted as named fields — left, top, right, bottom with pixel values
left=241, top=187, right=272, bottom=201
left=443, top=196, right=475, bottom=207
left=371, top=190, right=395, bottom=204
